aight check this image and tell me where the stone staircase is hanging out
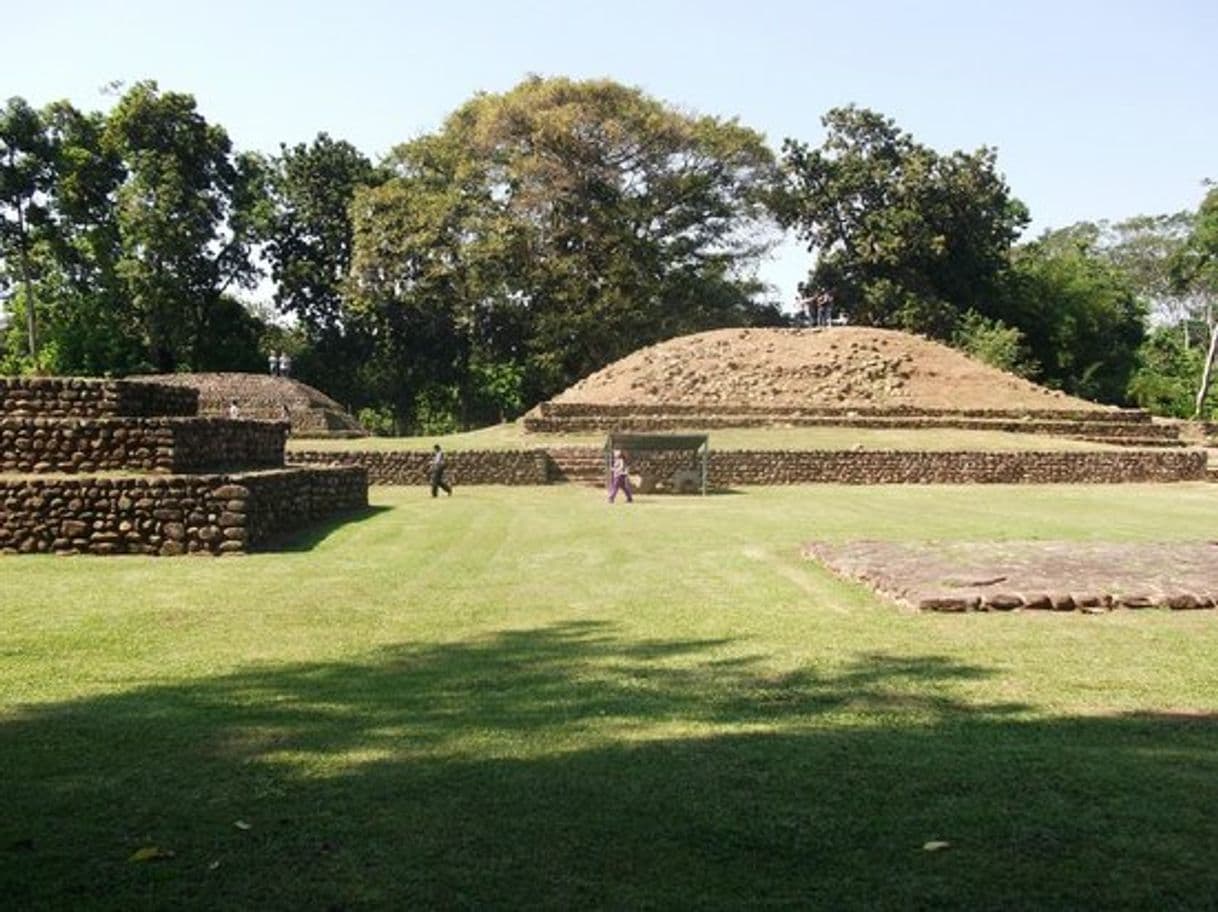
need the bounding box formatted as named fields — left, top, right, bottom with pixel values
left=544, top=447, right=606, bottom=486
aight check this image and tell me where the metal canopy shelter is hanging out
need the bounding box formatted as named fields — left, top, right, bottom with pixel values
left=604, top=432, right=710, bottom=495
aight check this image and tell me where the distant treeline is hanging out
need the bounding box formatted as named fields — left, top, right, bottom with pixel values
left=2, top=78, right=1215, bottom=430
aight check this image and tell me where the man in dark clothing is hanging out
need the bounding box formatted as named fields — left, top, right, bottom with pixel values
left=430, top=444, right=452, bottom=497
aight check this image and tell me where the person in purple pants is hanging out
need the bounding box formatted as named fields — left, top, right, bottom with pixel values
left=608, top=449, right=633, bottom=504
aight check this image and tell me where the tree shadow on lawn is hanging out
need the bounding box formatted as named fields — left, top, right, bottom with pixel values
left=2, top=620, right=1217, bottom=910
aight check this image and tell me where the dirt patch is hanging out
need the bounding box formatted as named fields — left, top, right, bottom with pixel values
left=554, top=327, right=1106, bottom=412
left=803, top=540, right=1218, bottom=612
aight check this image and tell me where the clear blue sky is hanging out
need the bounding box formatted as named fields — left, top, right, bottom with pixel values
left=9, top=0, right=1217, bottom=306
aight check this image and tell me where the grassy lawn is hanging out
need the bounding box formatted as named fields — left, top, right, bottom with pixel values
left=3, top=483, right=1218, bottom=909
left=289, top=422, right=1127, bottom=453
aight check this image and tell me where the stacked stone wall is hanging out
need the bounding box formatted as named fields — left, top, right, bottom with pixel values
left=524, top=413, right=1176, bottom=442
left=706, top=449, right=1207, bottom=485
left=241, top=467, right=370, bottom=544
left=0, top=377, right=197, bottom=418
left=171, top=419, right=287, bottom=471
left=289, top=449, right=548, bottom=485
left=0, top=417, right=286, bottom=474
left=288, top=447, right=1206, bottom=486
left=537, top=401, right=1149, bottom=422
left=0, top=466, right=367, bottom=556
left=525, top=400, right=1171, bottom=445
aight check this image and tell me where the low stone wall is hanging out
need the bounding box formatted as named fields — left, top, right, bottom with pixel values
left=0, top=417, right=286, bottom=474
left=171, top=419, right=287, bottom=472
left=707, top=449, right=1207, bottom=485
left=288, top=446, right=1207, bottom=486
left=523, top=414, right=1177, bottom=442
left=536, top=401, right=1149, bottom=422
left=0, top=466, right=367, bottom=556
left=289, top=449, right=549, bottom=485
left=0, top=377, right=197, bottom=418
left=241, top=466, right=369, bottom=546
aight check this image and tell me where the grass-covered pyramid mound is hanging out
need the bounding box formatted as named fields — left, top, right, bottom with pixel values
left=141, top=372, right=366, bottom=438
left=526, top=327, right=1175, bottom=445
left=553, top=327, right=1100, bottom=410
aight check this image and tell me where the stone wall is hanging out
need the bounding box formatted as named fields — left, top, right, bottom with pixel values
left=536, top=401, right=1150, bottom=422
left=0, top=466, right=367, bottom=556
left=706, top=449, right=1207, bottom=485
left=288, top=446, right=1207, bottom=486
left=171, top=419, right=287, bottom=472
left=524, top=413, right=1176, bottom=442
left=524, top=400, right=1172, bottom=445
left=288, top=449, right=549, bottom=485
left=0, top=377, right=197, bottom=418
left=241, top=466, right=370, bottom=545
left=0, top=417, right=286, bottom=474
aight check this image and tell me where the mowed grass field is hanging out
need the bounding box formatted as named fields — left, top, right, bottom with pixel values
left=3, top=483, right=1218, bottom=910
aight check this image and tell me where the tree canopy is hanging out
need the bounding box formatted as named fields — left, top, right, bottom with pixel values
left=349, top=76, right=784, bottom=424
left=1, top=78, right=1213, bottom=424
left=777, top=105, right=1029, bottom=338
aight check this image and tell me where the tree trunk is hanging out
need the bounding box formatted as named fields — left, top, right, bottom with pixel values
left=1194, top=310, right=1218, bottom=418
left=14, top=194, right=37, bottom=360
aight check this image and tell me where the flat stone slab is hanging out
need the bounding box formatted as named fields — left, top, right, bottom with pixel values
left=802, top=540, right=1218, bottom=612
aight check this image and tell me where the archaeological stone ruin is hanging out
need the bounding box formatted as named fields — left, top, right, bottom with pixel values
left=0, top=377, right=368, bottom=556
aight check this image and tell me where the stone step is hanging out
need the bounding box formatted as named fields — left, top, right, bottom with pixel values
left=544, top=448, right=606, bottom=485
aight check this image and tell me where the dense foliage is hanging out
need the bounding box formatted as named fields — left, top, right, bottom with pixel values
left=777, top=105, right=1029, bottom=339
left=348, top=77, right=784, bottom=428
left=1, top=80, right=1214, bottom=424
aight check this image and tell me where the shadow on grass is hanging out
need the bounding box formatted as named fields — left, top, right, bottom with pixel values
left=2, top=621, right=1217, bottom=910
left=255, top=505, right=393, bottom=553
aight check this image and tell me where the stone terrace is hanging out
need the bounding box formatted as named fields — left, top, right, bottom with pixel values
left=523, top=401, right=1181, bottom=447
left=0, top=377, right=368, bottom=556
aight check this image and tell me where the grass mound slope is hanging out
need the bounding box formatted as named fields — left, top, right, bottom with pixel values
left=553, top=327, right=1105, bottom=412
left=139, top=372, right=365, bottom=438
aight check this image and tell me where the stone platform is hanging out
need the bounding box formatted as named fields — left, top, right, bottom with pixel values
left=0, top=376, right=368, bottom=556
left=0, top=466, right=367, bottom=555
left=805, top=540, right=1218, bottom=612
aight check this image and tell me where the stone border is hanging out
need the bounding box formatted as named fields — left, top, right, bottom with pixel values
left=707, top=449, right=1206, bottom=484
left=0, top=417, right=287, bottom=474
left=522, top=414, right=1178, bottom=444
left=287, top=447, right=1207, bottom=486
left=537, top=401, right=1150, bottom=422
left=288, top=449, right=550, bottom=486
left=0, top=377, right=197, bottom=418
left=804, top=540, right=1218, bottom=613
left=0, top=465, right=367, bottom=556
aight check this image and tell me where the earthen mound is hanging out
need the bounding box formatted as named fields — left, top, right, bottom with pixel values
left=138, top=372, right=366, bottom=438
left=553, top=327, right=1104, bottom=412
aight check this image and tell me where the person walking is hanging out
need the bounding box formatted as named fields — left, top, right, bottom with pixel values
left=430, top=444, right=452, bottom=497
left=608, top=449, right=633, bottom=504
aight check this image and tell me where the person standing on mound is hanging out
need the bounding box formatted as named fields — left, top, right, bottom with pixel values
left=608, top=449, right=633, bottom=504
left=430, top=444, right=452, bottom=497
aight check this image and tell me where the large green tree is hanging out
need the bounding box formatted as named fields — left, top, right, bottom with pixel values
left=777, top=106, right=1029, bottom=338
left=103, top=81, right=264, bottom=371
left=1033, top=214, right=1197, bottom=337
left=260, top=133, right=383, bottom=406
left=1004, top=240, right=1145, bottom=404
left=350, top=76, right=783, bottom=427
left=0, top=97, right=54, bottom=361
left=1170, top=186, right=1218, bottom=415
left=30, top=100, right=140, bottom=374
